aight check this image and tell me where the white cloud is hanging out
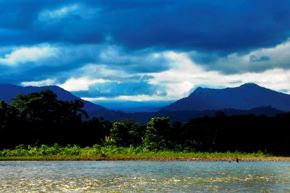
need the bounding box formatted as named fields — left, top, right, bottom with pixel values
left=76, top=63, right=127, bottom=79
left=38, top=4, right=80, bottom=21
left=3, top=42, right=290, bottom=103
left=60, top=49, right=290, bottom=102
left=38, top=4, right=100, bottom=23
left=207, top=38, right=290, bottom=73
left=58, top=77, right=110, bottom=92
left=148, top=51, right=290, bottom=100
left=226, top=69, right=290, bottom=94
left=20, top=79, right=56, bottom=87
left=0, top=44, right=58, bottom=66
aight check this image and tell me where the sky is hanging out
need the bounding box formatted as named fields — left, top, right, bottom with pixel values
left=1, top=0, right=290, bottom=110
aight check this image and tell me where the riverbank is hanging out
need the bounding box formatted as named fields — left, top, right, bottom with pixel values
left=2, top=155, right=290, bottom=161
left=1, top=145, right=289, bottom=161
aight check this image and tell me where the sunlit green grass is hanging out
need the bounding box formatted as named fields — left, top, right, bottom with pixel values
left=0, top=144, right=280, bottom=161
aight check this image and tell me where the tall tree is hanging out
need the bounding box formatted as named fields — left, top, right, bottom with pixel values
left=143, top=117, right=171, bottom=150
left=109, top=120, right=143, bottom=146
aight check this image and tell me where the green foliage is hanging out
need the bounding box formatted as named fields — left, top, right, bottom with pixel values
left=109, top=120, right=144, bottom=147
left=0, top=90, right=99, bottom=147
left=143, top=117, right=171, bottom=150
left=109, top=121, right=129, bottom=146
left=2, top=90, right=290, bottom=155
left=0, top=144, right=271, bottom=160
left=12, top=90, right=87, bottom=123
left=0, top=101, right=20, bottom=130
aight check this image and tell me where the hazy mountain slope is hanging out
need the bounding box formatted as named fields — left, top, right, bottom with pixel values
left=0, top=84, right=108, bottom=112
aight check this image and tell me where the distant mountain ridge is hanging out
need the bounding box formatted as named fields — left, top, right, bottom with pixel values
left=163, top=83, right=290, bottom=112
left=1, top=83, right=289, bottom=122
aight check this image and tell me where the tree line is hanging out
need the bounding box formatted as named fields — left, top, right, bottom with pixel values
left=1, top=90, right=290, bottom=155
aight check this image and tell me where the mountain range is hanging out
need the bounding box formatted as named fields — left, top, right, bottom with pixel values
left=163, top=83, right=290, bottom=112
left=0, top=83, right=289, bottom=122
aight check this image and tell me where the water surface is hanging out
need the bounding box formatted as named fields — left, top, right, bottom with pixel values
left=1, top=161, right=290, bottom=192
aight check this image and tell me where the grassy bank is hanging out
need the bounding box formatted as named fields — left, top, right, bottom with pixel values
left=1, top=144, right=289, bottom=161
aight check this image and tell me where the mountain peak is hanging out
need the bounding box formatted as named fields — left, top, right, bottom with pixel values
left=239, top=83, right=260, bottom=88
left=163, top=83, right=290, bottom=112
left=193, top=83, right=261, bottom=92
left=189, top=86, right=209, bottom=97
left=194, top=86, right=204, bottom=92
left=190, top=83, right=261, bottom=97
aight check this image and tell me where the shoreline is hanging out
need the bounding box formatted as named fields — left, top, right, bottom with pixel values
left=1, top=155, right=290, bottom=161
left=1, top=145, right=289, bottom=162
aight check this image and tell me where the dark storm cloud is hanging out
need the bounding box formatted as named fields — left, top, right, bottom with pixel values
left=0, top=44, right=170, bottom=84
left=1, top=0, right=290, bottom=100
left=1, top=0, right=290, bottom=52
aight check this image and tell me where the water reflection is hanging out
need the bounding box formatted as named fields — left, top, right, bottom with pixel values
left=1, top=161, right=290, bottom=192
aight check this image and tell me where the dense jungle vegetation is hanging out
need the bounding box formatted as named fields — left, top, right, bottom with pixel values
left=1, top=90, right=290, bottom=156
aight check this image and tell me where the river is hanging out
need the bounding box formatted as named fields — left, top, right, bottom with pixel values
left=1, top=161, right=290, bottom=192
